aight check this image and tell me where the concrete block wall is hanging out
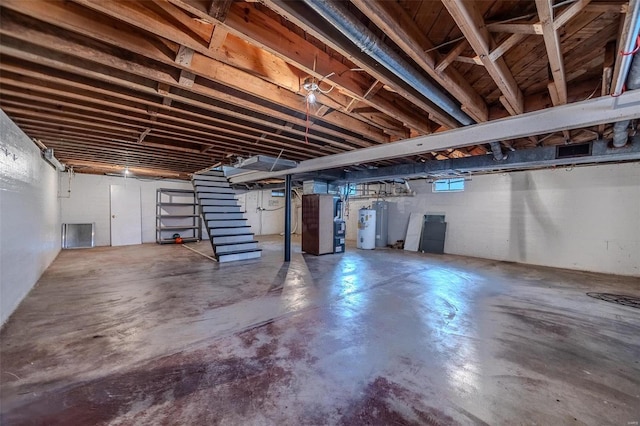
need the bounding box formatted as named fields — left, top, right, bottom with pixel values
left=0, top=110, right=61, bottom=325
left=60, top=174, right=193, bottom=246
left=345, top=163, right=640, bottom=277
left=237, top=189, right=302, bottom=236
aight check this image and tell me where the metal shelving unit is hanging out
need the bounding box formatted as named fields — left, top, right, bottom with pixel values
left=156, top=188, right=201, bottom=244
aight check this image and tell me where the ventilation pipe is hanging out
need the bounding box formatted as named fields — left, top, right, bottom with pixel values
left=299, top=0, right=509, bottom=159
left=612, top=54, right=640, bottom=147
left=489, top=142, right=506, bottom=161
left=300, top=0, right=474, bottom=127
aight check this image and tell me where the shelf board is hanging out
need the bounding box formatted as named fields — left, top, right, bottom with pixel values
left=157, top=237, right=199, bottom=244
left=157, top=189, right=196, bottom=194
left=157, top=226, right=199, bottom=230
left=157, top=215, right=200, bottom=218
left=157, top=202, right=198, bottom=206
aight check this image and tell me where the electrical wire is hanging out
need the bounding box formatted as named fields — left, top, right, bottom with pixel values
left=584, top=80, right=602, bottom=101
left=305, top=97, right=311, bottom=144
left=424, top=12, right=538, bottom=54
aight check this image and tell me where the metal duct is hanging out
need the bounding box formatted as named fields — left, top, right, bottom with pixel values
left=300, top=0, right=474, bottom=127
left=489, top=142, right=506, bottom=161
left=612, top=54, right=640, bottom=147
left=611, top=0, right=640, bottom=97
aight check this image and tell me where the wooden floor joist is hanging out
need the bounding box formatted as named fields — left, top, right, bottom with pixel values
left=0, top=0, right=630, bottom=177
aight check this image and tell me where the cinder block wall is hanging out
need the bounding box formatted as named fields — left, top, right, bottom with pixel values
left=60, top=174, right=193, bottom=246
left=346, top=163, right=640, bottom=277
left=0, top=110, right=61, bottom=325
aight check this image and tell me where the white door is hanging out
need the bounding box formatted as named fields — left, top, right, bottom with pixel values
left=110, top=185, right=142, bottom=246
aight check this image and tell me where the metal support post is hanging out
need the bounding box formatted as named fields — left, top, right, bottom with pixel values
left=284, top=174, right=292, bottom=262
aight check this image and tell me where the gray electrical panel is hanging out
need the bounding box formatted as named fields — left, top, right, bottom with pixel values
left=372, top=200, right=389, bottom=248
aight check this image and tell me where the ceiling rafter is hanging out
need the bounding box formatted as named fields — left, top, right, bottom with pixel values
left=0, top=0, right=630, bottom=178
left=259, top=0, right=458, bottom=129
left=70, top=0, right=400, bottom=137
left=350, top=0, right=488, bottom=123
left=0, top=36, right=370, bottom=153
left=442, top=0, right=524, bottom=115
left=1, top=0, right=389, bottom=145
left=0, top=68, right=344, bottom=158
left=536, top=0, right=572, bottom=104
left=165, top=0, right=434, bottom=133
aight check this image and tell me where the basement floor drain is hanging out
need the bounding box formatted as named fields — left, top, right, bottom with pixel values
left=587, top=293, right=640, bottom=309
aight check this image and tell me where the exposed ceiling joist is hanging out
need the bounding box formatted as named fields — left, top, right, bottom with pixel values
left=262, top=0, right=458, bottom=129
left=0, top=0, right=631, bottom=178
left=537, top=0, right=569, bottom=104
left=1, top=0, right=389, bottom=145
left=442, top=0, right=524, bottom=115
left=166, top=0, right=430, bottom=134
left=350, top=0, right=488, bottom=123
left=339, top=139, right=640, bottom=184
left=231, top=90, right=640, bottom=183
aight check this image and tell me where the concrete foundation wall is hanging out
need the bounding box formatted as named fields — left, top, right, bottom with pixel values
left=345, top=163, right=640, bottom=276
left=238, top=189, right=302, bottom=236
left=0, top=110, right=61, bottom=325
left=60, top=174, right=193, bottom=246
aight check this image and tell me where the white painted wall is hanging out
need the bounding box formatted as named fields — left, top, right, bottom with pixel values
left=0, top=110, right=61, bottom=325
left=237, top=189, right=302, bottom=236
left=60, top=174, right=193, bottom=246
left=60, top=177, right=300, bottom=245
left=345, top=163, right=640, bottom=276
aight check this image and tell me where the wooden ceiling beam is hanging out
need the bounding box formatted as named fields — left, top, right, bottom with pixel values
left=12, top=115, right=139, bottom=139
left=554, top=0, right=593, bottom=29
left=3, top=103, right=241, bottom=152
left=25, top=128, right=303, bottom=164
left=584, top=2, right=628, bottom=14
left=54, top=160, right=191, bottom=179
left=488, top=0, right=602, bottom=35
left=488, top=33, right=529, bottom=62
left=0, top=71, right=341, bottom=157
left=536, top=0, right=573, bottom=105
left=21, top=128, right=222, bottom=161
left=0, top=2, right=387, bottom=146
left=443, top=0, right=524, bottom=115
left=487, top=22, right=543, bottom=35
left=1, top=88, right=336, bottom=158
left=350, top=0, right=488, bottom=123
left=26, top=136, right=220, bottom=162
left=598, top=41, right=616, bottom=136
left=257, top=0, right=456, bottom=129
left=3, top=101, right=320, bottom=162
left=45, top=151, right=211, bottom=171
left=167, top=0, right=436, bottom=133
left=0, top=42, right=361, bottom=152
left=72, top=0, right=211, bottom=51
left=208, top=0, right=233, bottom=22
left=436, top=41, right=468, bottom=73
left=208, top=25, right=228, bottom=50
left=67, top=0, right=391, bottom=140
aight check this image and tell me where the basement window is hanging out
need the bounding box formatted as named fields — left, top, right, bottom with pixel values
left=271, top=190, right=285, bottom=197
left=432, top=178, right=465, bottom=193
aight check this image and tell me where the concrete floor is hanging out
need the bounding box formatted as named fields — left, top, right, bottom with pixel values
left=1, top=236, right=639, bottom=425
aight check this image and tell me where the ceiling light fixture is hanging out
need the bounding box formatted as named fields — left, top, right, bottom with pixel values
left=307, top=91, right=317, bottom=104
left=302, top=74, right=335, bottom=104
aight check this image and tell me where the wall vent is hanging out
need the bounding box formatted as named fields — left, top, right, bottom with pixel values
left=556, top=142, right=592, bottom=159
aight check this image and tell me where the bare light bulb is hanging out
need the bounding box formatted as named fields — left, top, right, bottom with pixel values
left=307, top=92, right=316, bottom=104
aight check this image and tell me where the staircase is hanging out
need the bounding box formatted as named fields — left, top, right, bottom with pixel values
left=192, top=170, right=262, bottom=262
